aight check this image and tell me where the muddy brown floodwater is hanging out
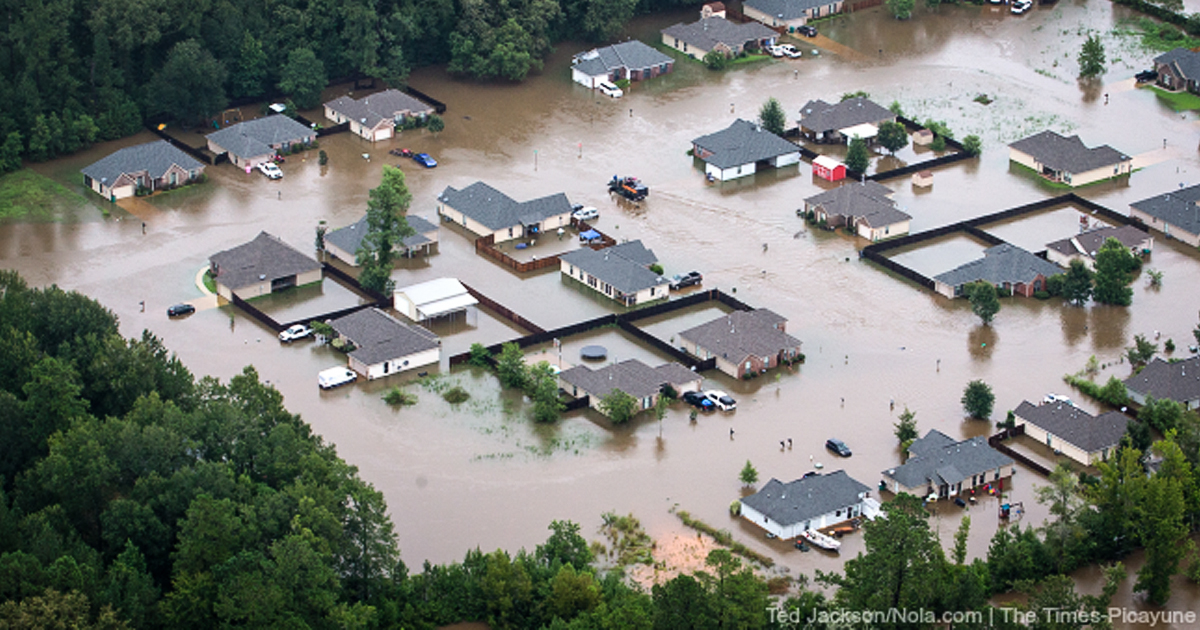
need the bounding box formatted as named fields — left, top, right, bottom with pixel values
left=5, top=2, right=1200, bottom=624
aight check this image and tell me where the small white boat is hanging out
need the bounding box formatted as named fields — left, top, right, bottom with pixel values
left=801, top=529, right=841, bottom=551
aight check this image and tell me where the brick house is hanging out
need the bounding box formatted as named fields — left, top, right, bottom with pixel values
left=678, top=309, right=802, bottom=378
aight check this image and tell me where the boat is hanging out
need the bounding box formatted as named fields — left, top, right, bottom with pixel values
left=800, top=529, right=841, bottom=551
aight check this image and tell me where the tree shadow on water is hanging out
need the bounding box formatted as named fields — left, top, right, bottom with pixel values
left=968, top=325, right=997, bottom=361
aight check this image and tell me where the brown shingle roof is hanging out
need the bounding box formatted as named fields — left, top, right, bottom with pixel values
left=559, top=359, right=699, bottom=401
left=679, top=309, right=801, bottom=364
left=1013, top=400, right=1131, bottom=453
left=209, top=232, right=321, bottom=291
left=1124, top=356, right=1200, bottom=404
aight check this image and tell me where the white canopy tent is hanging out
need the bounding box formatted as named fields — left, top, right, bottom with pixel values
left=840, top=122, right=878, bottom=141
left=394, top=277, right=478, bottom=324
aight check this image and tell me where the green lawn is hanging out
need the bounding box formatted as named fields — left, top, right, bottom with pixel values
left=0, top=169, right=93, bottom=222
left=1146, top=85, right=1200, bottom=112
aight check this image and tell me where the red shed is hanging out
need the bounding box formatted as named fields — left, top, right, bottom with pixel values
left=813, top=155, right=846, bottom=182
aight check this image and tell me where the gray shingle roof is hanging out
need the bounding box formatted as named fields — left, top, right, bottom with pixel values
left=1130, top=184, right=1200, bottom=237
left=884, top=430, right=1013, bottom=490
left=439, top=181, right=572, bottom=232
left=1154, top=47, right=1200, bottom=82
left=741, top=471, right=869, bottom=528
left=805, top=181, right=910, bottom=228
left=905, top=429, right=957, bottom=458
left=81, top=140, right=203, bottom=184
left=207, top=115, right=313, bottom=160
left=559, top=240, right=666, bottom=295
left=691, top=119, right=800, bottom=170
left=679, top=309, right=801, bottom=364
left=325, top=215, right=437, bottom=258
left=933, top=243, right=1063, bottom=289
left=572, top=40, right=673, bottom=76
left=1124, top=356, right=1200, bottom=404
left=209, top=232, right=321, bottom=290
left=329, top=307, right=440, bottom=367
left=798, top=97, right=895, bottom=134
left=744, top=0, right=835, bottom=21
left=660, top=17, right=778, bottom=53
left=1008, top=130, right=1130, bottom=175
left=559, top=359, right=699, bottom=401
left=1014, top=400, right=1131, bottom=454
left=1045, top=225, right=1150, bottom=258
left=324, top=89, right=433, bottom=128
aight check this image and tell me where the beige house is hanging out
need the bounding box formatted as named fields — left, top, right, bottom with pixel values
left=81, top=141, right=205, bottom=200
left=881, top=430, right=1014, bottom=498
left=678, top=309, right=802, bottom=378
left=1013, top=400, right=1131, bottom=467
left=1008, top=130, right=1131, bottom=187
left=660, top=17, right=777, bottom=60
left=209, top=232, right=322, bottom=300
left=559, top=240, right=669, bottom=306
left=328, top=308, right=440, bottom=380
left=437, top=181, right=572, bottom=244
left=804, top=181, right=911, bottom=242
left=558, top=359, right=701, bottom=418
left=1129, top=184, right=1200, bottom=248
left=742, top=0, right=843, bottom=29
left=1044, top=225, right=1152, bottom=270
left=324, top=214, right=439, bottom=266
left=1124, top=356, right=1200, bottom=411
left=323, top=90, right=435, bottom=142
left=206, top=115, right=315, bottom=169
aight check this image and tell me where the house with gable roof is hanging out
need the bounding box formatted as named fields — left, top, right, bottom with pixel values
left=328, top=307, right=440, bottom=380
left=1008, top=130, right=1131, bottom=187
left=678, top=309, right=802, bottom=378
left=740, top=471, right=877, bottom=539
left=571, top=41, right=674, bottom=89
left=208, top=232, right=322, bottom=300
left=803, top=181, right=911, bottom=241
left=324, top=214, right=439, bottom=266
left=660, top=16, right=777, bottom=60
left=81, top=140, right=205, bottom=200
left=1129, top=184, right=1200, bottom=248
left=437, top=181, right=573, bottom=244
left=742, top=0, right=844, bottom=30
left=206, top=115, right=314, bottom=169
left=1013, top=400, right=1132, bottom=466
left=798, top=97, right=895, bottom=144
left=881, top=430, right=1014, bottom=498
left=323, top=89, right=435, bottom=142
left=932, top=243, right=1064, bottom=299
left=691, top=118, right=801, bottom=181
left=559, top=240, right=668, bottom=306
left=1153, top=47, right=1200, bottom=93
left=1044, top=225, right=1152, bottom=270
left=558, top=358, right=702, bottom=417
left=1124, top=356, right=1200, bottom=411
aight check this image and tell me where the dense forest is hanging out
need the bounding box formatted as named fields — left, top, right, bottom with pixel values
left=0, top=0, right=703, bottom=173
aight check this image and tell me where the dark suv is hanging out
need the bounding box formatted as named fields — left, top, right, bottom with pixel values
left=682, top=391, right=715, bottom=410
left=825, top=438, right=852, bottom=457
left=167, top=304, right=195, bottom=317
left=797, top=25, right=818, bottom=37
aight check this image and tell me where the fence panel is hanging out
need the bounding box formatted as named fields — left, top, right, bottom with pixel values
left=230, top=293, right=284, bottom=332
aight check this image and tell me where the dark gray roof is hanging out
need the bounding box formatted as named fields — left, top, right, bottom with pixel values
left=679, top=309, right=801, bottom=363
left=1008, top=130, right=1130, bottom=174
left=324, top=89, right=433, bottom=128
left=1014, top=401, right=1131, bottom=453
left=1130, top=184, right=1200, bottom=237
left=1154, top=48, right=1200, bottom=82
left=1045, top=225, right=1150, bottom=258
left=209, top=232, right=321, bottom=290
left=81, top=140, right=203, bottom=184
left=559, top=359, right=699, bottom=400
left=741, top=471, right=870, bottom=528
left=906, top=429, right=957, bottom=458
left=325, top=215, right=437, bottom=257
left=330, top=307, right=440, bottom=367
left=744, top=0, right=834, bottom=21
left=572, top=40, right=673, bottom=76
left=207, top=115, right=313, bottom=159
left=798, top=97, right=895, bottom=134
left=660, top=17, right=778, bottom=52
left=884, top=430, right=1013, bottom=489
left=691, top=119, right=800, bottom=169
left=933, top=243, right=1063, bottom=288
left=805, top=181, right=910, bottom=228
left=559, top=240, right=666, bottom=295
left=439, top=181, right=572, bottom=231
left=1124, top=356, right=1200, bottom=404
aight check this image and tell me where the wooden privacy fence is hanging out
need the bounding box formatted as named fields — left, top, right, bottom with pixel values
left=474, top=220, right=617, bottom=274
left=227, top=262, right=389, bottom=333
left=988, top=424, right=1052, bottom=476
left=146, top=126, right=215, bottom=165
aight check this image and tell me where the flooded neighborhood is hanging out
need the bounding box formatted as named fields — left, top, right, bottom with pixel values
left=5, top=0, right=1200, bottom=626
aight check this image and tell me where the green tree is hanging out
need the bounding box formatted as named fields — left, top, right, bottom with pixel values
left=652, top=573, right=715, bottom=629
left=1136, top=470, right=1188, bottom=604
left=888, top=100, right=905, bottom=117
left=528, top=361, right=563, bottom=423
left=427, top=113, right=445, bottom=134
left=962, top=379, right=994, bottom=420
left=894, top=407, right=918, bottom=447
left=468, top=343, right=492, bottom=367
left=546, top=564, right=601, bottom=620
left=1061, top=260, right=1093, bottom=306
left=1140, top=396, right=1184, bottom=434
left=886, top=0, right=916, bottom=19
left=231, top=32, right=268, bottom=100
left=580, top=0, right=638, bottom=42
left=1037, top=463, right=1088, bottom=572
left=738, top=460, right=758, bottom=486
left=355, top=165, right=414, bottom=295
left=599, top=389, right=637, bottom=424
left=495, top=342, right=528, bottom=390
left=1093, top=237, right=1136, bottom=306
left=146, top=39, right=227, bottom=124
left=1078, top=34, right=1107, bottom=78
left=278, top=47, right=328, bottom=110
left=100, top=540, right=159, bottom=628
left=967, top=281, right=1000, bottom=325
left=876, top=121, right=908, bottom=154
left=703, top=50, right=730, bottom=71
left=757, top=97, right=786, bottom=136
left=1127, top=333, right=1157, bottom=366
left=1125, top=420, right=1153, bottom=452
left=930, top=135, right=947, bottom=152
left=700, top=549, right=768, bottom=629
left=536, top=520, right=593, bottom=571
left=0, top=588, right=130, bottom=629
left=962, top=134, right=982, bottom=157
left=0, top=132, right=23, bottom=173
left=844, top=136, right=869, bottom=174
left=28, top=115, right=53, bottom=162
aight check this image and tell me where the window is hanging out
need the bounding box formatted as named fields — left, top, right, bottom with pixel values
left=650, top=287, right=655, bottom=296
left=508, top=228, right=514, bottom=238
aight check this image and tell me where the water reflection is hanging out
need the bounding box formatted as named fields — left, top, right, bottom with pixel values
left=968, top=325, right=997, bottom=361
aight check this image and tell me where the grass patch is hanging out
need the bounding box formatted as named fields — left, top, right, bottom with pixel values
left=442, top=385, right=470, bottom=404
left=1145, top=84, right=1200, bottom=111
left=383, top=387, right=418, bottom=407
left=202, top=270, right=217, bottom=294
left=0, top=169, right=92, bottom=222
left=1120, top=17, right=1200, bottom=53
left=674, top=509, right=775, bottom=568
left=728, top=53, right=772, bottom=67
left=599, top=511, right=655, bottom=567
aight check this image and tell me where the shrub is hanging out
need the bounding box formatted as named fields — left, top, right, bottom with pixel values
left=1034, top=290, right=1050, bottom=300
left=442, top=386, right=470, bottom=404
left=318, top=150, right=328, bottom=165
left=931, top=135, right=947, bottom=152
left=962, top=134, right=982, bottom=157
left=383, top=387, right=418, bottom=406
left=468, top=342, right=492, bottom=368
left=649, top=263, right=664, bottom=275
left=704, top=50, right=731, bottom=70
left=1166, top=338, right=1176, bottom=353
left=729, top=500, right=741, bottom=516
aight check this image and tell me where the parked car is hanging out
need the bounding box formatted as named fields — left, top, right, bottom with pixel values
left=572, top=206, right=599, bottom=221
left=682, top=390, right=715, bottom=410
left=318, top=366, right=357, bottom=390
left=704, top=390, right=737, bottom=411
left=670, top=271, right=703, bottom=291
left=1044, top=393, right=1075, bottom=406
left=1011, top=0, right=1031, bottom=13
left=825, top=438, right=852, bottom=457
left=797, top=25, right=818, bottom=37
left=598, top=80, right=624, bottom=98
left=167, top=303, right=195, bottom=317
left=257, top=162, right=283, bottom=179
left=767, top=45, right=785, bottom=58
left=412, top=152, right=438, bottom=168
left=777, top=44, right=803, bottom=59
left=1135, top=69, right=1158, bottom=83
left=279, top=324, right=313, bottom=342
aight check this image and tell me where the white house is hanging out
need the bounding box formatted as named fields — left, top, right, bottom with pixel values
left=393, top=277, right=478, bottom=324
left=739, top=471, right=875, bottom=540
left=80, top=140, right=205, bottom=200
left=559, top=240, right=669, bottom=306
left=1044, top=225, right=1152, bottom=271
left=571, top=40, right=673, bottom=88
left=323, top=90, right=434, bottom=142
left=324, top=214, right=439, bottom=266
left=1013, top=400, right=1131, bottom=467
left=1129, top=184, right=1200, bottom=248
left=1008, top=130, right=1132, bottom=187
left=206, top=115, right=314, bottom=169
left=742, top=0, right=844, bottom=30
left=328, top=308, right=441, bottom=380
left=691, top=119, right=801, bottom=181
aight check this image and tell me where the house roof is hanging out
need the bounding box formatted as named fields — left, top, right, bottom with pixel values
left=559, top=240, right=667, bottom=295
left=572, top=40, right=673, bottom=77
left=438, top=181, right=572, bottom=232
left=325, top=214, right=437, bottom=257
left=805, top=181, right=910, bottom=228
left=80, top=140, right=203, bottom=184
left=209, top=231, right=321, bottom=290
left=560, top=358, right=699, bottom=401
left=798, top=97, right=895, bottom=134
left=324, top=89, right=433, bottom=129
left=745, top=0, right=835, bottom=21
left=1123, top=356, right=1200, bottom=404
left=691, top=119, right=800, bottom=169
left=741, top=471, right=870, bottom=528
left=812, top=154, right=843, bottom=170
left=884, top=430, right=1013, bottom=489
left=329, top=307, right=440, bottom=367
left=1044, top=225, right=1150, bottom=259
left=1154, top=47, right=1200, bottom=82
left=660, top=17, right=777, bottom=53
left=1013, top=400, right=1132, bottom=454
left=679, top=309, right=801, bottom=364
left=1130, top=184, right=1200, bottom=237
left=933, top=243, right=1063, bottom=289
left=1008, top=130, right=1130, bottom=175
left=207, top=115, right=313, bottom=160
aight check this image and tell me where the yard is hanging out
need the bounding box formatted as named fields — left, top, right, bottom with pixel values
left=0, top=169, right=95, bottom=221
left=1145, top=84, right=1200, bottom=112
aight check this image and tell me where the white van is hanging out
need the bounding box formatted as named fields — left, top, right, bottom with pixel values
left=318, top=366, right=357, bottom=389
left=597, top=81, right=623, bottom=98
